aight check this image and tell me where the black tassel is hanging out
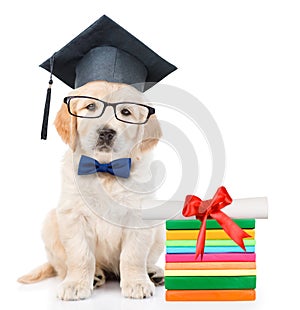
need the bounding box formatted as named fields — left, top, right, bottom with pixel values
left=41, top=53, right=55, bottom=140
left=41, top=80, right=53, bottom=139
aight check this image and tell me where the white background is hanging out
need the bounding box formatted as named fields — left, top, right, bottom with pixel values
left=0, top=0, right=299, bottom=309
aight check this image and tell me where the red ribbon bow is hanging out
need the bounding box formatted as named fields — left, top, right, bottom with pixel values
left=182, top=186, right=251, bottom=260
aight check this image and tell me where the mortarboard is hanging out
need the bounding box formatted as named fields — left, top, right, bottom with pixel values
left=40, top=15, right=177, bottom=140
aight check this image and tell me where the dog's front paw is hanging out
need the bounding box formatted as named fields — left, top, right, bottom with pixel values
left=57, top=280, right=92, bottom=301
left=121, top=279, right=155, bottom=299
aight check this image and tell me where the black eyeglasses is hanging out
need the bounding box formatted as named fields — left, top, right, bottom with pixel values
left=63, top=96, right=155, bottom=125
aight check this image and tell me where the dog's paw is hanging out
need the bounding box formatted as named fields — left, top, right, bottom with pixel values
left=93, top=268, right=106, bottom=288
left=148, top=265, right=164, bottom=286
left=121, top=279, right=155, bottom=299
left=57, top=280, right=92, bottom=301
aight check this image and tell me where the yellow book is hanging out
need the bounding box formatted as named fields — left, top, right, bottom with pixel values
left=166, top=229, right=255, bottom=240
left=164, top=269, right=256, bottom=277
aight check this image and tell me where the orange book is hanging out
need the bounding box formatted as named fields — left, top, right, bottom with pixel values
left=165, top=262, right=256, bottom=270
left=166, top=289, right=256, bottom=301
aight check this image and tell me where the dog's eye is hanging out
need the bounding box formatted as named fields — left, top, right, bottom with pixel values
left=86, top=103, right=96, bottom=111
left=121, top=108, right=131, bottom=116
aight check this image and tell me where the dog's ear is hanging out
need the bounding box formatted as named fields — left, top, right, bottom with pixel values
left=140, top=114, right=162, bottom=152
left=54, top=103, right=77, bottom=151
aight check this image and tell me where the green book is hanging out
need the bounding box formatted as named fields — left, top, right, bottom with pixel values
left=165, top=276, right=256, bottom=290
left=166, top=219, right=255, bottom=230
left=165, top=239, right=256, bottom=247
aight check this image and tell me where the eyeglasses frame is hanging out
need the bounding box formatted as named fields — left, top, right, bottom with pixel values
left=63, top=95, right=156, bottom=125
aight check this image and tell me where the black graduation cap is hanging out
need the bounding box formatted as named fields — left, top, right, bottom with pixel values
left=40, top=15, right=177, bottom=140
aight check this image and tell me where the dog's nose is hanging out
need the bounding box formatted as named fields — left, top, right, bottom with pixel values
left=98, top=128, right=116, bottom=143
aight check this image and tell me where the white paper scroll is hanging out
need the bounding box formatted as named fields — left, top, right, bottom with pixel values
left=140, top=197, right=268, bottom=220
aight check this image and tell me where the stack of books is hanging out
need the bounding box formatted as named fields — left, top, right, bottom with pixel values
left=165, top=219, right=256, bottom=301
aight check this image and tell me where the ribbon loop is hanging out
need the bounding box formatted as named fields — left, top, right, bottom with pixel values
left=182, top=187, right=251, bottom=260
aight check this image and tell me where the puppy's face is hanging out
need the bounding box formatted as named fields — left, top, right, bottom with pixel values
left=55, top=81, right=161, bottom=160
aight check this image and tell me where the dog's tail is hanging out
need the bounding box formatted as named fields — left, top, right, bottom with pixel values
left=17, top=262, right=56, bottom=284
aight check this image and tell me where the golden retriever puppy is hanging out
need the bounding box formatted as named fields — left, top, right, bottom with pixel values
left=18, top=80, right=164, bottom=300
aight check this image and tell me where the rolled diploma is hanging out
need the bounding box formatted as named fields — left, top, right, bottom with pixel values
left=140, top=197, right=268, bottom=220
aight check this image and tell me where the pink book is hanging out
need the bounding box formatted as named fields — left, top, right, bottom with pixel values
left=165, top=253, right=256, bottom=263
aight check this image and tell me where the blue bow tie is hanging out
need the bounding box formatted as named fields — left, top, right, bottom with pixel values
left=78, top=155, right=131, bottom=178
